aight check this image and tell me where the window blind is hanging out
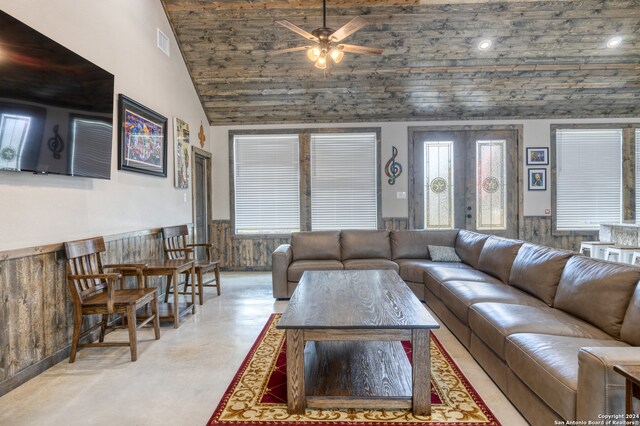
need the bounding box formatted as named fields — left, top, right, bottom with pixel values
left=234, top=134, right=300, bottom=234
left=556, top=129, right=622, bottom=230
left=310, top=133, right=378, bottom=230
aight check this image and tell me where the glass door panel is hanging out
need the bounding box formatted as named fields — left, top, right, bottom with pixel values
left=424, top=141, right=454, bottom=229
left=476, top=140, right=507, bottom=230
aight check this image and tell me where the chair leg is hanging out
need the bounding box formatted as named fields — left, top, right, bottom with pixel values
left=69, top=310, right=83, bottom=363
left=184, top=272, right=191, bottom=295
left=214, top=265, right=221, bottom=296
left=164, top=274, right=172, bottom=303
left=99, top=314, right=108, bottom=342
left=126, top=305, right=138, bottom=362
left=152, top=292, right=160, bottom=340
left=197, top=269, right=204, bottom=305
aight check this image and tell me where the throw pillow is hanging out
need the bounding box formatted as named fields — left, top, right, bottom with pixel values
left=428, top=245, right=461, bottom=262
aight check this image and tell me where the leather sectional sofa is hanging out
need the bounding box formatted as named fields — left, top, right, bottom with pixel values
left=272, top=229, right=640, bottom=425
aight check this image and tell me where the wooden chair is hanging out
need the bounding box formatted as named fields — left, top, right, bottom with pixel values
left=64, top=237, right=160, bottom=362
left=162, top=225, right=221, bottom=305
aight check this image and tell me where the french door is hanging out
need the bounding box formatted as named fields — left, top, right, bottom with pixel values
left=409, top=128, right=519, bottom=238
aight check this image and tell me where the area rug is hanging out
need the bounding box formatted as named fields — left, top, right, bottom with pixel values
left=208, top=314, right=500, bottom=426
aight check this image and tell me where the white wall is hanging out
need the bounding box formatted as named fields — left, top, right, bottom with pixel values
left=211, top=117, right=640, bottom=220
left=0, top=0, right=210, bottom=251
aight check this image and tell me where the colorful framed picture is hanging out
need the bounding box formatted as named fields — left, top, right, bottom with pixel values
left=526, top=147, right=549, bottom=165
left=528, top=168, right=547, bottom=190
left=174, top=117, right=190, bottom=189
left=118, top=94, right=167, bottom=177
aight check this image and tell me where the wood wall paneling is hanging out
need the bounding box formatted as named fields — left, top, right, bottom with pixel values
left=519, top=216, right=594, bottom=251
left=212, top=218, right=409, bottom=271
left=0, top=231, right=167, bottom=397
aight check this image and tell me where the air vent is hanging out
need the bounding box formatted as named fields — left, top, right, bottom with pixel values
left=157, top=29, right=170, bottom=56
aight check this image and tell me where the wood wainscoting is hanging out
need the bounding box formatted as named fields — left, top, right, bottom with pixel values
left=211, top=220, right=290, bottom=271
left=519, top=216, right=595, bottom=251
left=211, top=216, right=588, bottom=272
left=0, top=229, right=166, bottom=396
left=211, top=218, right=409, bottom=271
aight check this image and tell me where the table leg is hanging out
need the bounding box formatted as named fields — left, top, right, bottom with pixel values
left=190, top=266, right=197, bottom=313
left=286, top=329, right=305, bottom=414
left=412, top=329, right=430, bottom=416
left=172, top=270, right=180, bottom=329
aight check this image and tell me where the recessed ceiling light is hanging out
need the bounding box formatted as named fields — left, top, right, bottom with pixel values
left=606, top=36, right=623, bottom=48
left=478, top=39, right=493, bottom=50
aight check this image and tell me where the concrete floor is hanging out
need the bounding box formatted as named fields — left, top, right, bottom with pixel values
left=0, top=272, right=527, bottom=425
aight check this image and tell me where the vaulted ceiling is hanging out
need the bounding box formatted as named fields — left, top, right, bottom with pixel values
left=162, top=0, right=640, bottom=125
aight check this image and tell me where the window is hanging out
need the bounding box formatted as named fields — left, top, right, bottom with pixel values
left=310, top=133, right=378, bottom=230
left=556, top=129, right=622, bottom=230
left=233, top=134, right=300, bottom=234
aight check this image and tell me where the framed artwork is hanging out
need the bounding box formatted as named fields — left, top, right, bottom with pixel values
left=174, top=117, right=190, bottom=188
left=526, top=147, right=549, bottom=165
left=528, top=168, right=547, bottom=190
left=118, top=94, right=167, bottom=177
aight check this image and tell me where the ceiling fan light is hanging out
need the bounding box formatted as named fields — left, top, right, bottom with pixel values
left=315, top=55, right=327, bottom=69
left=307, top=47, right=321, bottom=61
left=330, top=48, right=344, bottom=64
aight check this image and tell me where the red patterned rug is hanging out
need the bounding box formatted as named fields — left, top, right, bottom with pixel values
left=208, top=314, right=500, bottom=425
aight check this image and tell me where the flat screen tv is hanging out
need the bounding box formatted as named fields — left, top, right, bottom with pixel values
left=0, top=10, right=115, bottom=179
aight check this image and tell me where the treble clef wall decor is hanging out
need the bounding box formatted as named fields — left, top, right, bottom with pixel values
left=47, top=124, right=64, bottom=159
left=384, top=145, right=403, bottom=185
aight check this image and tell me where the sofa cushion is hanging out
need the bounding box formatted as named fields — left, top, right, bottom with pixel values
left=455, top=230, right=490, bottom=269
left=505, top=333, right=629, bottom=421
left=477, top=236, right=523, bottom=283
left=291, top=231, right=341, bottom=261
left=621, top=283, right=640, bottom=345
left=390, top=230, right=459, bottom=260
left=469, top=303, right=614, bottom=360
left=392, top=259, right=470, bottom=291
left=287, top=260, right=344, bottom=282
left=555, top=256, right=640, bottom=338
left=509, top=243, right=575, bottom=306
left=341, top=230, right=391, bottom=260
left=343, top=258, right=399, bottom=272
left=428, top=245, right=462, bottom=262
left=440, top=281, right=547, bottom=325
left=424, top=268, right=501, bottom=299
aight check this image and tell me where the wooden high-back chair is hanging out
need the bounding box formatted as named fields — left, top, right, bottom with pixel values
left=162, top=225, right=221, bottom=305
left=64, top=237, right=160, bottom=362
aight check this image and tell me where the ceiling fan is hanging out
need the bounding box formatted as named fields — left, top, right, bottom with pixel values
left=270, top=0, right=383, bottom=69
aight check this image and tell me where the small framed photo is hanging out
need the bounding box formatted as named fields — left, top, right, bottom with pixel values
left=174, top=117, right=190, bottom=189
left=528, top=168, right=547, bottom=191
left=526, top=147, right=549, bottom=165
left=118, top=94, right=168, bottom=177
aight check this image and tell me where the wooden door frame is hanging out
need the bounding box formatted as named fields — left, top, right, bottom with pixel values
left=191, top=146, right=213, bottom=244
left=407, top=124, right=522, bottom=236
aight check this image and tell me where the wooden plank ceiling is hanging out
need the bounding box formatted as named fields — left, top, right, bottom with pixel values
left=162, top=0, right=640, bottom=125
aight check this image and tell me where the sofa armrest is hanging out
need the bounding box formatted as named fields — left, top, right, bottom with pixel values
left=577, top=346, right=640, bottom=420
left=272, top=244, right=292, bottom=298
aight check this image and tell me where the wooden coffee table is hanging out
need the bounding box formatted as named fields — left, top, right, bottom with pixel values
left=277, top=269, right=439, bottom=416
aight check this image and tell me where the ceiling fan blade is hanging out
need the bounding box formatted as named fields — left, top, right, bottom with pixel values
left=276, top=20, right=319, bottom=42
left=330, top=16, right=369, bottom=42
left=339, top=44, right=383, bottom=55
left=269, top=46, right=312, bottom=55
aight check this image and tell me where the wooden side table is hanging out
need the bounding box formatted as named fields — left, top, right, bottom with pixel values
left=117, top=258, right=196, bottom=328
left=613, top=365, right=640, bottom=418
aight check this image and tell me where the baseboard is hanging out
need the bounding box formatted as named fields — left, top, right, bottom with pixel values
left=0, top=345, right=71, bottom=397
